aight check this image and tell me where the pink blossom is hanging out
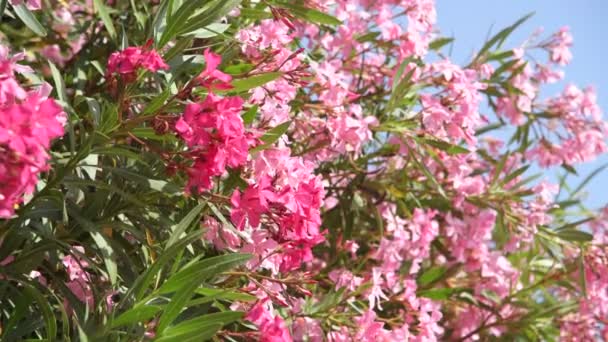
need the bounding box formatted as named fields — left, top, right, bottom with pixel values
left=547, top=26, right=573, bottom=65
left=246, top=300, right=293, bottom=342
left=106, top=43, right=168, bottom=80
left=196, top=49, right=233, bottom=90
left=0, top=78, right=65, bottom=218
left=9, top=0, right=41, bottom=10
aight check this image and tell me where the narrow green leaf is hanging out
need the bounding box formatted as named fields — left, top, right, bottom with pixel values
left=296, top=7, right=341, bottom=26
left=111, top=305, right=163, bottom=328
left=272, top=2, right=341, bottom=25
left=499, top=165, right=530, bottom=186
left=420, top=138, right=469, bottom=155
left=90, top=231, right=118, bottom=285
left=561, top=163, right=578, bottom=176
left=250, top=121, right=291, bottom=153
left=156, top=281, right=204, bottom=333
left=13, top=4, right=46, bottom=36
left=132, top=127, right=178, bottom=142
left=556, top=229, right=593, bottom=242
left=490, top=152, right=509, bottom=186
left=417, top=266, right=447, bottom=287
left=418, top=287, right=465, bottom=300
left=429, top=37, right=454, bottom=51
left=572, top=163, right=608, bottom=197
left=166, top=203, right=205, bottom=248
left=230, top=72, right=283, bottom=93
left=22, top=284, right=57, bottom=340
left=93, top=0, right=117, bottom=39
left=0, top=0, right=8, bottom=22
left=356, top=31, right=381, bottom=43
left=49, top=62, right=68, bottom=103
left=158, top=312, right=243, bottom=340
left=155, top=323, right=222, bottom=342
left=224, top=63, right=254, bottom=75
left=240, top=8, right=273, bottom=20
left=195, top=288, right=256, bottom=302
left=156, top=254, right=251, bottom=294
left=127, top=231, right=202, bottom=301
left=188, top=23, right=230, bottom=39
left=579, top=252, right=587, bottom=298
left=241, top=105, right=258, bottom=125
left=475, top=12, right=534, bottom=62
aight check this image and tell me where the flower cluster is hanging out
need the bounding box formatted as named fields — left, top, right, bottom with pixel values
left=175, top=94, right=252, bottom=193
left=0, top=46, right=65, bottom=218
left=106, top=42, right=169, bottom=82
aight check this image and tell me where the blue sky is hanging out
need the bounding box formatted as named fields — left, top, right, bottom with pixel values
left=435, top=0, right=608, bottom=209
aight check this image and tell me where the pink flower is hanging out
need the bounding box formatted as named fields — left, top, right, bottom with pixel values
left=246, top=300, right=293, bottom=342
left=0, top=77, right=65, bottom=217
left=106, top=42, right=168, bottom=80
left=175, top=94, right=251, bottom=193
left=62, top=247, right=94, bottom=307
left=354, top=310, right=386, bottom=342
left=196, top=49, right=233, bottom=90
left=547, top=26, right=573, bottom=65
left=9, top=0, right=41, bottom=10
left=293, top=317, right=323, bottom=342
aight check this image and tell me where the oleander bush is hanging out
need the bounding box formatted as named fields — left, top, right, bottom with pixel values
left=0, top=0, right=607, bottom=341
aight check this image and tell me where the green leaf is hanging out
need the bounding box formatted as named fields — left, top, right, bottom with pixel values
left=90, top=231, right=118, bottom=285
left=0, top=0, right=8, bottom=22
left=156, top=253, right=251, bottom=294
left=155, top=323, right=222, bottom=342
left=474, top=12, right=534, bottom=62
left=272, top=2, right=341, bottom=26
left=356, top=31, right=381, bottom=43
left=68, top=206, right=119, bottom=285
left=156, top=281, right=205, bottom=332
left=579, top=252, right=587, bottom=298
left=166, top=203, right=205, bottom=248
left=13, top=4, right=46, bottom=36
left=230, top=72, right=283, bottom=93
left=174, top=0, right=239, bottom=37
left=127, top=231, right=202, bottom=301
left=93, top=0, right=117, bottom=40
left=158, top=312, right=243, bottom=341
left=250, top=121, right=291, bottom=153
left=111, top=305, right=163, bottom=328
left=418, top=287, right=465, bottom=300
left=188, top=23, right=230, bottom=39
left=499, top=165, right=530, bottom=186
left=21, top=284, right=57, bottom=340
left=295, top=7, right=341, bottom=26
left=240, top=8, right=273, bottom=20
left=143, top=89, right=172, bottom=115
left=429, top=37, right=454, bottom=51
left=159, top=0, right=239, bottom=47
left=49, top=62, right=68, bottom=103
left=561, top=163, right=578, bottom=176
left=490, top=152, right=510, bottom=186
left=132, top=127, right=178, bottom=142
left=224, top=63, right=254, bottom=75
left=419, top=138, right=470, bottom=155
left=556, top=229, right=593, bottom=242
left=374, top=120, right=417, bottom=134
left=571, top=163, right=608, bottom=197
left=241, top=105, right=258, bottom=125
left=195, top=288, right=256, bottom=302
left=417, top=266, right=447, bottom=287
left=387, top=66, right=417, bottom=113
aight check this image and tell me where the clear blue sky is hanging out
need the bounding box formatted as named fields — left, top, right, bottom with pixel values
left=435, top=0, right=608, bottom=209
